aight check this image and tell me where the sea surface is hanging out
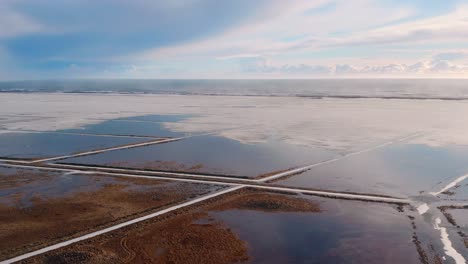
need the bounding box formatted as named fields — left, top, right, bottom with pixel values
left=1, top=79, right=468, bottom=99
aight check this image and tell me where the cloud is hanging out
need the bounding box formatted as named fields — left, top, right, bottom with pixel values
left=0, top=4, right=43, bottom=38
left=140, top=0, right=417, bottom=60
left=230, top=57, right=468, bottom=77
left=323, top=4, right=468, bottom=48
left=1, top=0, right=467, bottom=79
left=217, top=54, right=264, bottom=60
left=3, top=0, right=285, bottom=61
left=429, top=60, right=465, bottom=73
left=433, top=51, right=468, bottom=61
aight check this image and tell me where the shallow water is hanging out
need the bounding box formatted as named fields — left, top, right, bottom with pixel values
left=62, top=118, right=186, bottom=137
left=117, top=114, right=192, bottom=123
left=0, top=166, right=223, bottom=207
left=59, top=134, right=337, bottom=178
left=209, top=195, right=437, bottom=264
left=61, top=114, right=239, bottom=138
left=0, top=167, right=110, bottom=207
left=0, top=132, right=146, bottom=159
left=276, top=143, right=468, bottom=197
left=438, top=180, right=468, bottom=202
left=450, top=209, right=468, bottom=229
left=0, top=166, right=225, bottom=260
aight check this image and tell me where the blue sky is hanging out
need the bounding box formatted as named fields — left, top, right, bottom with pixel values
left=0, top=0, right=467, bottom=79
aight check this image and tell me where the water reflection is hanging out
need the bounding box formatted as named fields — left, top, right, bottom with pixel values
left=209, top=193, right=427, bottom=264
left=60, top=135, right=337, bottom=178
left=62, top=114, right=191, bottom=137
left=276, top=144, right=468, bottom=197
left=0, top=132, right=145, bottom=159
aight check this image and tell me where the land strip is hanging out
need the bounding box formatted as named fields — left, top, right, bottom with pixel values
left=0, top=163, right=409, bottom=204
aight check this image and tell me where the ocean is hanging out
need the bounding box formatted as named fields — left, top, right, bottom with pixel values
left=1, top=79, right=468, bottom=99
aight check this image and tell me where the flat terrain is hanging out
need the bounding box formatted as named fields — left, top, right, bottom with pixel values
left=23, top=189, right=430, bottom=264
left=0, top=167, right=222, bottom=260
left=59, top=135, right=336, bottom=178
left=0, top=132, right=148, bottom=160
left=0, top=93, right=467, bottom=264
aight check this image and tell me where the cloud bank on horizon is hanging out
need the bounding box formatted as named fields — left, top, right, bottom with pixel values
left=0, top=0, right=467, bottom=79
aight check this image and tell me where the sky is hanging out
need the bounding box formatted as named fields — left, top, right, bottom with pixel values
left=0, top=0, right=468, bottom=80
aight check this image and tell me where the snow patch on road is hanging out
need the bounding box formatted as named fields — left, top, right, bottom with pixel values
left=430, top=174, right=468, bottom=196
left=433, top=217, right=466, bottom=264
left=417, top=203, right=429, bottom=215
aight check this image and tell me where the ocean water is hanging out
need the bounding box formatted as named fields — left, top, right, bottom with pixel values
left=1, top=79, right=468, bottom=99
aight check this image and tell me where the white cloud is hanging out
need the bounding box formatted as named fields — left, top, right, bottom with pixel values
left=136, top=0, right=416, bottom=61
left=3, top=0, right=466, bottom=79
left=216, top=54, right=264, bottom=60
left=326, top=5, right=468, bottom=48
left=0, top=4, right=43, bottom=38
left=433, top=51, right=468, bottom=62
left=230, top=58, right=468, bottom=77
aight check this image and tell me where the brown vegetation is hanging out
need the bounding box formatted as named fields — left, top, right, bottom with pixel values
left=0, top=171, right=214, bottom=260
left=25, top=189, right=321, bottom=264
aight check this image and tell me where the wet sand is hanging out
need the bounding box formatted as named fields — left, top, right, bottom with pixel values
left=24, top=189, right=437, bottom=264
left=0, top=168, right=221, bottom=260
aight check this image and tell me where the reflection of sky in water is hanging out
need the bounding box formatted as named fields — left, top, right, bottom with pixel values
left=445, top=208, right=468, bottom=258
left=118, top=114, right=193, bottom=123
left=61, top=135, right=337, bottom=178
left=450, top=209, right=468, bottom=229
left=0, top=167, right=222, bottom=208
left=62, top=114, right=191, bottom=137
left=0, top=169, right=113, bottom=207
left=0, top=132, right=145, bottom=159
left=277, top=144, right=468, bottom=197
left=438, top=180, right=468, bottom=202
left=210, top=197, right=424, bottom=264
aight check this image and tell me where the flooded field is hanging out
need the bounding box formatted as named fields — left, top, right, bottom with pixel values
left=58, top=134, right=337, bottom=178
left=275, top=143, right=468, bottom=197
left=24, top=189, right=444, bottom=264
left=0, top=132, right=148, bottom=160
left=61, top=115, right=190, bottom=138
left=439, top=205, right=468, bottom=251
left=438, top=179, right=468, bottom=202
left=450, top=208, right=468, bottom=228
left=0, top=166, right=223, bottom=260
left=0, top=93, right=467, bottom=263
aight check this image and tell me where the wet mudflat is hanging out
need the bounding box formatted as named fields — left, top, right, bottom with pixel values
left=26, top=189, right=442, bottom=264
left=58, top=134, right=337, bottom=178
left=0, top=167, right=222, bottom=260
left=276, top=143, right=468, bottom=197
left=0, top=132, right=148, bottom=160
